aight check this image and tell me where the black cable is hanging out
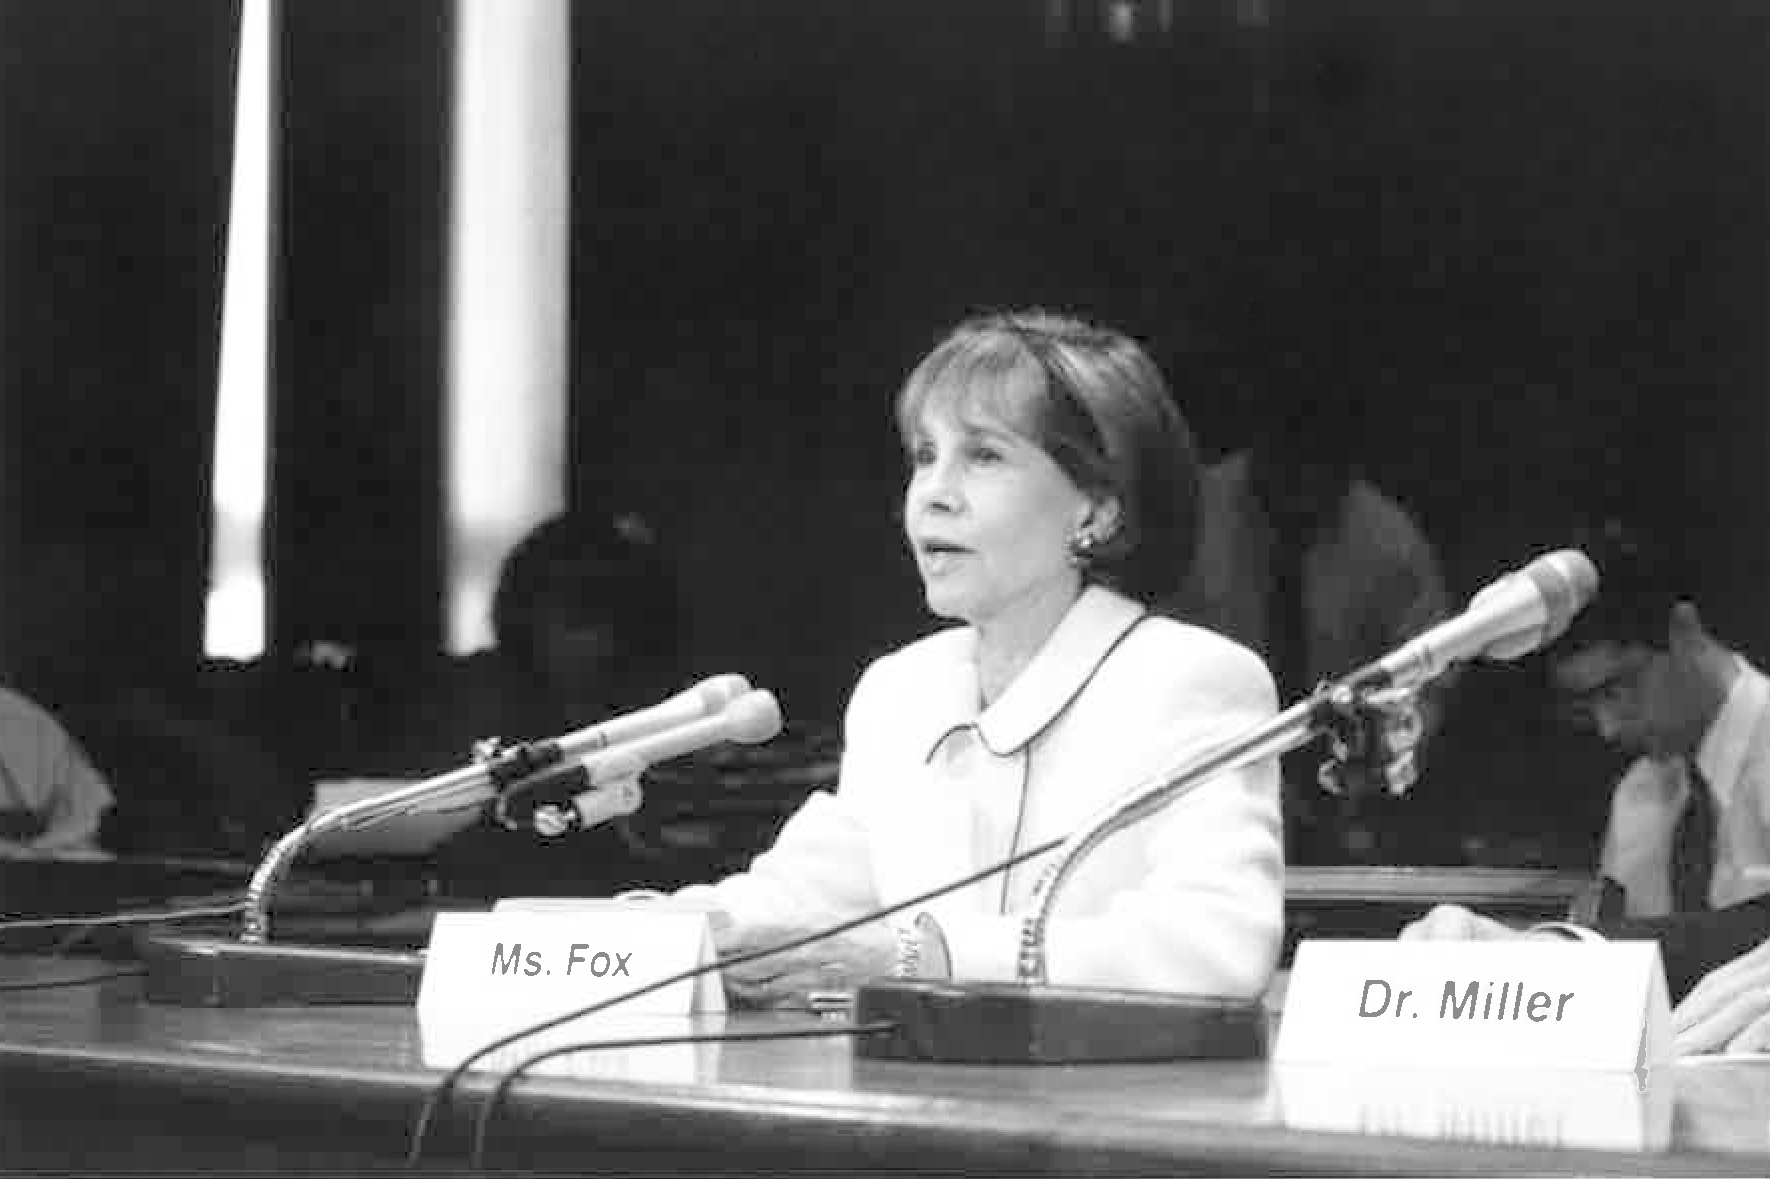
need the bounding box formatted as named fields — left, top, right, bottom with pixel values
left=0, top=898, right=248, bottom=934
left=404, top=834, right=1063, bottom=1167
left=469, top=1020, right=896, bottom=1169
left=0, top=967, right=146, bottom=992
left=47, top=923, right=99, bottom=959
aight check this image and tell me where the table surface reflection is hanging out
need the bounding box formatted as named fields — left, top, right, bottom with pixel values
left=0, top=956, right=1765, bottom=1174
left=1284, top=865, right=1592, bottom=905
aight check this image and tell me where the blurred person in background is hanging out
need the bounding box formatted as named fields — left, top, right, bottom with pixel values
left=0, top=681, right=113, bottom=858
left=1175, top=373, right=1453, bottom=865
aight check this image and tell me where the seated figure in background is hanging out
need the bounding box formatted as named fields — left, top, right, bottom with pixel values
left=1401, top=523, right=1770, bottom=1048
left=9, top=537, right=305, bottom=860
left=0, top=682, right=113, bottom=858
left=326, top=508, right=831, bottom=898
left=1549, top=524, right=1770, bottom=920
left=1174, top=394, right=1453, bottom=864
left=671, top=309, right=1284, bottom=1008
left=485, top=510, right=686, bottom=744
left=421, top=509, right=695, bottom=898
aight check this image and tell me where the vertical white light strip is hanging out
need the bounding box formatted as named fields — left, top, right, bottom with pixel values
left=444, top=0, right=571, bottom=653
left=205, top=0, right=272, bottom=658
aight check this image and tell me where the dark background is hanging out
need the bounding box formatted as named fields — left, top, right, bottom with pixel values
left=0, top=0, right=1764, bottom=862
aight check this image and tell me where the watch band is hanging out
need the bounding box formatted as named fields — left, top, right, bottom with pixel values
left=1527, top=920, right=1607, bottom=943
left=893, top=919, right=924, bottom=979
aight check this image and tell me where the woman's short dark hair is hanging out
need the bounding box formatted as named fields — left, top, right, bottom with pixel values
left=894, top=309, right=1201, bottom=606
left=490, top=511, right=683, bottom=676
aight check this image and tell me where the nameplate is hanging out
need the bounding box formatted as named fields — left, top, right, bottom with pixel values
left=1273, top=939, right=1670, bottom=1070
left=417, top=903, right=724, bottom=1069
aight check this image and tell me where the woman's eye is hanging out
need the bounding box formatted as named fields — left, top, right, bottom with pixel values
left=968, top=444, right=1003, bottom=464
left=907, top=443, right=934, bottom=467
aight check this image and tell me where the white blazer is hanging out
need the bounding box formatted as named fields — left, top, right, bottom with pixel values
left=680, top=586, right=1284, bottom=999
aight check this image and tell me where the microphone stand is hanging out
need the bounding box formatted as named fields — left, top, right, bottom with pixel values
left=138, top=679, right=769, bottom=1006
left=141, top=737, right=564, bottom=1007
left=1014, top=693, right=1325, bottom=987
left=855, top=680, right=1420, bottom=1064
left=238, top=735, right=572, bottom=944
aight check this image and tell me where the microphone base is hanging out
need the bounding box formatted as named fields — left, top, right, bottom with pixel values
left=139, top=934, right=424, bottom=1007
left=852, top=979, right=1267, bottom=1064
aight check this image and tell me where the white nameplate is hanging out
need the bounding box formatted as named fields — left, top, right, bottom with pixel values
left=417, top=902, right=724, bottom=1070
left=1273, top=939, right=1671, bottom=1070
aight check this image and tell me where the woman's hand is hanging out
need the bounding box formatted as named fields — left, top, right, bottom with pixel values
left=1673, top=936, right=1770, bottom=1056
left=710, top=914, right=899, bottom=1010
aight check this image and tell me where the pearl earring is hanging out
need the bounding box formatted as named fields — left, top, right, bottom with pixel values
left=1067, top=528, right=1098, bottom=568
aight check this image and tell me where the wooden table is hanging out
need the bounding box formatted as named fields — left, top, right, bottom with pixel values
left=1282, top=866, right=1594, bottom=953
left=0, top=856, right=1598, bottom=952
left=0, top=956, right=1765, bottom=1175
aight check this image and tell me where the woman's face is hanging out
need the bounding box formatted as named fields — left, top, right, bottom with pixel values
left=902, top=389, right=1095, bottom=632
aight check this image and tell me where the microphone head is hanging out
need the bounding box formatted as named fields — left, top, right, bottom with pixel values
left=1471, top=548, right=1601, bottom=662
left=1523, top=549, right=1600, bottom=646
left=693, top=673, right=754, bottom=712
left=719, top=690, right=784, bottom=745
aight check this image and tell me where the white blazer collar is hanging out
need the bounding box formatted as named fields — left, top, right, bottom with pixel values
left=914, top=586, right=1148, bottom=759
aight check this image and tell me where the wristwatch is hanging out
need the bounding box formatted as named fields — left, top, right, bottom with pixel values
left=894, top=912, right=950, bottom=980
left=1527, top=921, right=1607, bottom=943
left=893, top=920, right=923, bottom=979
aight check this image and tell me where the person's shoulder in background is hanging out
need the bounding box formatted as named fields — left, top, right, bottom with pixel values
left=0, top=681, right=80, bottom=742
left=1339, top=476, right=1444, bottom=570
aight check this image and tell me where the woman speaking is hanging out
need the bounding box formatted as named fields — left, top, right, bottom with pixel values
left=676, top=309, right=1283, bottom=1006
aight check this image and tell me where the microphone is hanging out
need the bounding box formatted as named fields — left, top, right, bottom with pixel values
left=1346, top=549, right=1599, bottom=693
left=500, top=690, right=784, bottom=834
left=542, top=673, right=752, bottom=764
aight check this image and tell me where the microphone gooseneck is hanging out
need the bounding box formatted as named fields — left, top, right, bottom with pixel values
left=1014, top=696, right=1322, bottom=984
